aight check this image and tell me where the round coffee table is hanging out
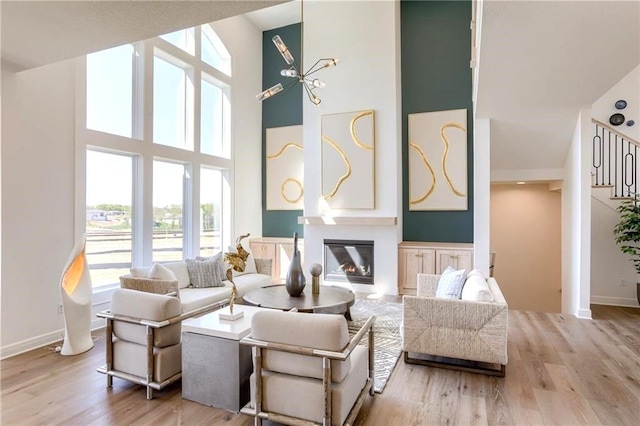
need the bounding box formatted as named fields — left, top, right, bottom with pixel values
left=242, top=285, right=355, bottom=319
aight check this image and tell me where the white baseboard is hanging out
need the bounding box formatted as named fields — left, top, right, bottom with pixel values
left=576, top=308, right=592, bottom=319
left=1, top=318, right=105, bottom=360
left=591, top=296, right=640, bottom=308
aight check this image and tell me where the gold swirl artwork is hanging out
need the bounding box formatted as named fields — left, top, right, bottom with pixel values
left=266, top=125, right=304, bottom=210
left=408, top=109, right=468, bottom=211
left=321, top=110, right=375, bottom=209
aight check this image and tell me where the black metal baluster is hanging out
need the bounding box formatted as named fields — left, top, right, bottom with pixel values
left=625, top=141, right=633, bottom=197
left=593, top=125, right=601, bottom=185
left=608, top=131, right=612, bottom=185
left=615, top=134, right=618, bottom=197
left=602, top=127, right=606, bottom=185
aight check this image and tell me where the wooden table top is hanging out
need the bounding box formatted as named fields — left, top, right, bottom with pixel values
left=242, top=284, right=355, bottom=314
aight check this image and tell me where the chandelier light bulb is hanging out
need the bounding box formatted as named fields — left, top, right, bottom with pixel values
left=272, top=35, right=295, bottom=65
left=324, top=58, right=339, bottom=68
left=256, top=83, right=283, bottom=101
left=280, top=68, right=299, bottom=78
left=304, top=78, right=325, bottom=88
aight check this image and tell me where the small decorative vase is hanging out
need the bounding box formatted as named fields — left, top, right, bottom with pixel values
left=310, top=263, right=323, bottom=295
left=285, top=232, right=306, bottom=297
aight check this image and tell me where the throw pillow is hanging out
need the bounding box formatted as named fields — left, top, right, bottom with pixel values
left=197, top=252, right=228, bottom=280
left=185, top=258, right=225, bottom=288
left=435, top=267, right=467, bottom=299
left=461, top=274, right=494, bottom=302
left=147, top=263, right=177, bottom=281
left=130, top=266, right=151, bottom=277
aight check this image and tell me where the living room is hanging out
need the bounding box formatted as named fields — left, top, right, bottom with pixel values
left=2, top=0, right=640, bottom=424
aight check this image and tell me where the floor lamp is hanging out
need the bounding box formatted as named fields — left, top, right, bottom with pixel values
left=60, top=236, right=94, bottom=356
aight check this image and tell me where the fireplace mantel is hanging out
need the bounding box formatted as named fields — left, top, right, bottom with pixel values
left=298, top=216, right=397, bottom=226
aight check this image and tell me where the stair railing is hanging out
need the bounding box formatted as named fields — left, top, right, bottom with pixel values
left=592, top=118, right=640, bottom=199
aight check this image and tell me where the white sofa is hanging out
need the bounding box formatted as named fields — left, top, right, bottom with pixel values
left=119, top=258, right=272, bottom=315
left=402, top=273, right=508, bottom=376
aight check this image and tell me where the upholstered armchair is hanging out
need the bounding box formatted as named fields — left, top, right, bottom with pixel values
left=96, top=289, right=183, bottom=399
left=240, top=310, right=375, bottom=426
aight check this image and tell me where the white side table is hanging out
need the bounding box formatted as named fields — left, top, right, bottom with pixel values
left=181, top=305, right=267, bottom=412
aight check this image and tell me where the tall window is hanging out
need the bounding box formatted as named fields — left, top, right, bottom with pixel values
left=200, top=167, right=223, bottom=257
left=86, top=45, right=134, bottom=138
left=160, top=28, right=195, bottom=55
left=153, top=161, right=185, bottom=262
left=82, top=25, right=232, bottom=289
left=153, top=54, right=192, bottom=149
left=202, top=25, right=231, bottom=76
left=85, top=150, right=133, bottom=287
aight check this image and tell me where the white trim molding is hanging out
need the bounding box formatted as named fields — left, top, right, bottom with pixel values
left=591, top=296, right=640, bottom=308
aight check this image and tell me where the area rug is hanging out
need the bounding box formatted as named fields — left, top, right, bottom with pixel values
left=348, top=299, right=402, bottom=393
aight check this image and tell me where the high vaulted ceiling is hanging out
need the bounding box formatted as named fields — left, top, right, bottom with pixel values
left=475, top=0, right=640, bottom=173
left=0, top=0, right=287, bottom=72
left=3, top=1, right=638, bottom=177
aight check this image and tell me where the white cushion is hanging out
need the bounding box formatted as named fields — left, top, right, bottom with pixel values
left=163, top=261, right=191, bottom=289
left=232, top=273, right=271, bottom=296
left=179, top=287, right=231, bottom=313
left=148, top=263, right=177, bottom=281
left=461, top=274, right=494, bottom=302
left=130, top=266, right=151, bottom=277
left=435, top=267, right=467, bottom=299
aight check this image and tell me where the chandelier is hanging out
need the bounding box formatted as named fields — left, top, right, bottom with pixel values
left=256, top=0, right=338, bottom=105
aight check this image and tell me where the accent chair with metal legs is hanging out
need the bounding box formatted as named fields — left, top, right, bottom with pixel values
left=240, top=310, right=375, bottom=426
left=97, top=289, right=183, bottom=399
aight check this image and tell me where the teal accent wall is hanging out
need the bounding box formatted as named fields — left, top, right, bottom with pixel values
left=401, top=0, right=473, bottom=242
left=261, top=24, right=304, bottom=238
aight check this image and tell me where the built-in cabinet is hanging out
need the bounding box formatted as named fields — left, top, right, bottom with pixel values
left=398, top=242, right=473, bottom=295
left=250, top=237, right=304, bottom=283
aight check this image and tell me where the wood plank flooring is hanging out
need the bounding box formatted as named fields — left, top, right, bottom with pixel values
left=1, top=304, right=639, bottom=425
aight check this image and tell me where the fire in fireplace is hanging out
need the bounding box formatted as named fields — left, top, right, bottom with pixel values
left=324, top=239, right=374, bottom=285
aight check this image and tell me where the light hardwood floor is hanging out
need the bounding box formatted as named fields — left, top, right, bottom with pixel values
left=1, top=304, right=639, bottom=425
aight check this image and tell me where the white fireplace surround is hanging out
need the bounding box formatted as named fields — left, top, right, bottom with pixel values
left=303, top=219, right=400, bottom=296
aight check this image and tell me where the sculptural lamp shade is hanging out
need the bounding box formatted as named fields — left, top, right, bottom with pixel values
left=60, top=236, right=94, bottom=356
left=256, top=0, right=338, bottom=105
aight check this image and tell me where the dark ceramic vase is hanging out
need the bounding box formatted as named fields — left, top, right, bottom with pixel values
left=286, top=232, right=306, bottom=297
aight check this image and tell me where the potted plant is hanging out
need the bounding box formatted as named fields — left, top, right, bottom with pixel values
left=613, top=194, right=640, bottom=305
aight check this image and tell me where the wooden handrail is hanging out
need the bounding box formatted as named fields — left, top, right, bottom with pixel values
left=592, top=118, right=640, bottom=148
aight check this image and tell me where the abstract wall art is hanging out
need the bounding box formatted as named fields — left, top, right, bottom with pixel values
left=266, top=125, right=304, bottom=210
left=321, top=110, right=375, bottom=209
left=408, top=108, right=468, bottom=211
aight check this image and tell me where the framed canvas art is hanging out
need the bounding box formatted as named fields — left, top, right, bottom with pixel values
left=321, top=110, right=375, bottom=209
left=408, top=109, right=468, bottom=211
left=266, top=125, right=304, bottom=210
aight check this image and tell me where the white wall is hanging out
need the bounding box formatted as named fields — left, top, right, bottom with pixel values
left=212, top=16, right=263, bottom=240
left=562, top=109, right=592, bottom=318
left=474, top=118, right=491, bottom=275
left=302, top=0, right=402, bottom=295
left=592, top=64, right=640, bottom=142
left=591, top=196, right=639, bottom=307
left=0, top=16, right=264, bottom=358
left=1, top=61, right=77, bottom=357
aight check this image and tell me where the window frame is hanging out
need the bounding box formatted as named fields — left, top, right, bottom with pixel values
left=76, top=25, right=233, bottom=293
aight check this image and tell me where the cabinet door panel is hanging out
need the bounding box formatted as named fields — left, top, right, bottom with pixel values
left=436, top=249, right=472, bottom=273
left=400, top=249, right=433, bottom=290
left=250, top=242, right=278, bottom=282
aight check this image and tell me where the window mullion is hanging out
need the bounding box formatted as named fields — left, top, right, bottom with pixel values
left=141, top=40, right=155, bottom=266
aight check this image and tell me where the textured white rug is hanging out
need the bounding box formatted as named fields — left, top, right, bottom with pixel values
left=348, top=299, right=402, bottom=393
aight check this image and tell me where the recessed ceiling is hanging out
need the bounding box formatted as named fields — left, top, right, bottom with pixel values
left=1, top=0, right=288, bottom=72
